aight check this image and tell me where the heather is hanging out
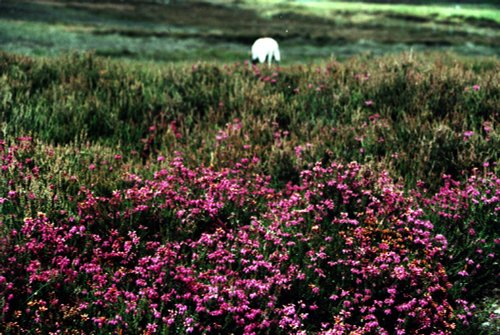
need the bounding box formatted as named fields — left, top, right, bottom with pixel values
left=1, top=138, right=498, bottom=334
left=0, top=52, right=499, bottom=334
left=1, top=52, right=498, bottom=188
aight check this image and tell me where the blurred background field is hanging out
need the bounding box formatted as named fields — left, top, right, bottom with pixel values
left=0, top=0, right=499, bottom=62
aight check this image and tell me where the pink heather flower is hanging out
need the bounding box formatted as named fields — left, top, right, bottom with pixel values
left=364, top=100, right=373, bottom=106
left=472, top=84, right=480, bottom=91
left=295, top=146, right=303, bottom=158
left=483, top=121, right=492, bottom=133
left=157, top=156, right=165, bottom=162
left=283, top=304, right=296, bottom=315
left=136, top=279, right=147, bottom=286
left=387, top=288, right=397, bottom=294
left=17, top=136, right=33, bottom=142
left=88, top=164, right=96, bottom=171
left=114, top=154, right=122, bottom=160
left=146, top=323, right=158, bottom=333
left=393, top=266, right=407, bottom=280
left=369, top=113, right=381, bottom=122
left=463, top=131, right=474, bottom=141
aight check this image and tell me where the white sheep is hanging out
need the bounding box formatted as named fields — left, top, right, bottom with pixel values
left=251, top=37, right=281, bottom=66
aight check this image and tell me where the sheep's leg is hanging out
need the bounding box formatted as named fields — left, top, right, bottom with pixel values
left=274, top=49, right=281, bottom=64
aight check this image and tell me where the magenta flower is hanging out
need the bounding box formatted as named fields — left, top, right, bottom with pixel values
left=463, top=131, right=474, bottom=141
left=146, top=323, right=158, bottom=333
left=295, top=145, right=303, bottom=158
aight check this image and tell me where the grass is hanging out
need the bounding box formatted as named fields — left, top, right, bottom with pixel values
left=0, top=51, right=498, bottom=190
left=247, top=0, right=500, bottom=23
left=0, top=0, right=499, bottom=62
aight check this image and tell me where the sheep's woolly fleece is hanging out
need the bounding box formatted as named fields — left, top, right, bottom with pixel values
left=251, top=37, right=280, bottom=65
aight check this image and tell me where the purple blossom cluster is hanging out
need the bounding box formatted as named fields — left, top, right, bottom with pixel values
left=414, top=170, right=499, bottom=304
left=0, top=138, right=498, bottom=334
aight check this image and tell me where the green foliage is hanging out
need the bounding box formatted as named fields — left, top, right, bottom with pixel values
left=1, top=52, right=498, bottom=190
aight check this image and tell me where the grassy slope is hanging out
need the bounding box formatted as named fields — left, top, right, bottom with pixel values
left=0, top=0, right=498, bottom=62
left=245, top=0, right=500, bottom=23
left=1, top=51, right=498, bottom=190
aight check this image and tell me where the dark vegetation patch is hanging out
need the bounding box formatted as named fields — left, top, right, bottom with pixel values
left=455, top=15, right=500, bottom=29
left=380, top=11, right=433, bottom=23
left=64, top=0, right=263, bottom=29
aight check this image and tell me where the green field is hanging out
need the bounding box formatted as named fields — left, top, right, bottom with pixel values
left=0, top=0, right=499, bottom=62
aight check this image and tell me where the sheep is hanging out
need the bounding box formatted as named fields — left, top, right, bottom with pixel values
left=251, top=37, right=280, bottom=66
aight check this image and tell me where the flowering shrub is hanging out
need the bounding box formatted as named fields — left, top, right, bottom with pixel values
left=416, top=170, right=499, bottom=304
left=2, top=137, right=497, bottom=334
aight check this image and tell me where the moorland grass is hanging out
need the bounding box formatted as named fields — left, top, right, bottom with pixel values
left=1, top=51, right=498, bottom=190
left=1, top=0, right=499, bottom=61
left=247, top=0, right=500, bottom=23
